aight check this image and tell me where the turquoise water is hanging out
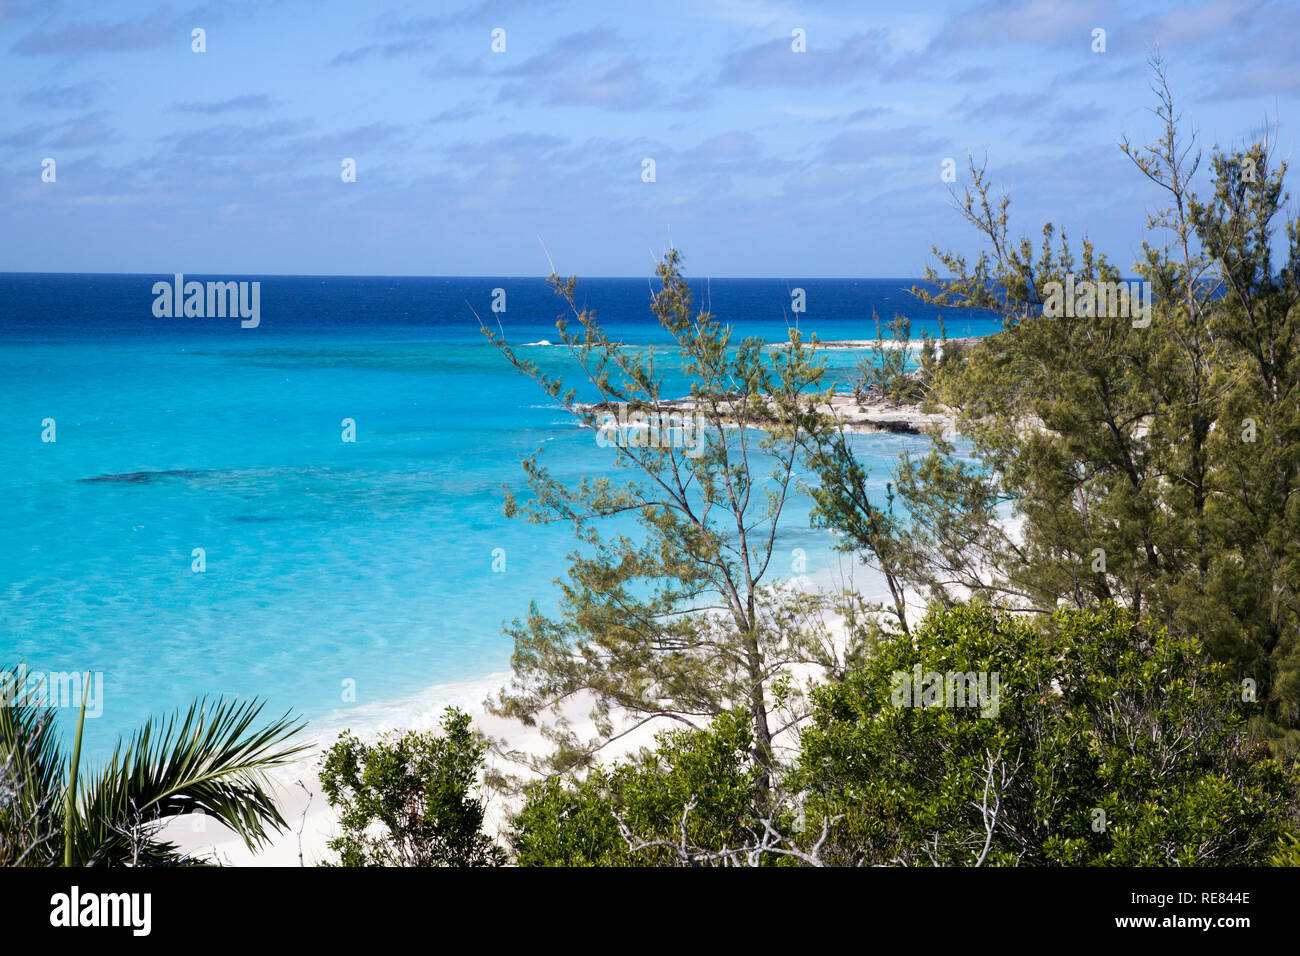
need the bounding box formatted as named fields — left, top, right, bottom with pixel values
left=0, top=275, right=990, bottom=755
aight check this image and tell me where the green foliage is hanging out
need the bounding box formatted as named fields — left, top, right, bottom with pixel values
left=508, top=775, right=626, bottom=866
left=510, top=711, right=762, bottom=866
left=492, top=63, right=1300, bottom=867
left=809, top=57, right=1300, bottom=741
left=482, top=249, right=842, bottom=797
left=0, top=690, right=63, bottom=866
left=853, top=313, right=947, bottom=406
left=1269, top=830, right=1300, bottom=866
left=0, top=666, right=306, bottom=866
left=795, top=603, right=1298, bottom=866
left=320, top=707, right=504, bottom=867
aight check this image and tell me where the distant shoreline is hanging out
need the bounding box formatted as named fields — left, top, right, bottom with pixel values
left=519, top=336, right=980, bottom=351
left=587, top=391, right=957, bottom=437
left=812, top=335, right=978, bottom=350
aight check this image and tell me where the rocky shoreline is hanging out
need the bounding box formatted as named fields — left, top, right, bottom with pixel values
left=812, top=335, right=978, bottom=353
left=820, top=393, right=956, bottom=434
left=586, top=390, right=956, bottom=436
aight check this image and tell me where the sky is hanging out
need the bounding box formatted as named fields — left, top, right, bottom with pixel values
left=1, top=0, right=1296, bottom=277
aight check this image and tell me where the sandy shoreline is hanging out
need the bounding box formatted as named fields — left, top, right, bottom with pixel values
left=162, top=678, right=686, bottom=866
left=169, top=527, right=1018, bottom=865
left=163, top=386, right=970, bottom=866
left=162, top=557, right=900, bottom=866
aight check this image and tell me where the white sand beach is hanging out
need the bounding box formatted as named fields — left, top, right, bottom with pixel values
left=161, top=391, right=1009, bottom=867
left=161, top=534, right=1003, bottom=866
left=159, top=560, right=851, bottom=864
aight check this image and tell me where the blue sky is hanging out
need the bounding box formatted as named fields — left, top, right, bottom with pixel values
left=1, top=0, right=1296, bottom=277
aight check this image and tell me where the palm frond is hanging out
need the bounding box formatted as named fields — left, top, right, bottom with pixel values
left=72, top=697, right=307, bottom=865
left=0, top=664, right=67, bottom=865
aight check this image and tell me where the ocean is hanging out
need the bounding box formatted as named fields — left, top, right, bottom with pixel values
left=0, top=274, right=999, bottom=756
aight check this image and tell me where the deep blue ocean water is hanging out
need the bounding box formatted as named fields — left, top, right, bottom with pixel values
left=0, top=274, right=999, bottom=755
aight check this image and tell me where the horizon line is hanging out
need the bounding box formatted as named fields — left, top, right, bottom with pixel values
left=0, top=271, right=935, bottom=282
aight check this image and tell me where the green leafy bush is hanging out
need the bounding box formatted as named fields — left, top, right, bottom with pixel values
left=510, top=711, right=760, bottom=866
left=320, top=707, right=504, bottom=867
left=795, top=603, right=1298, bottom=866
